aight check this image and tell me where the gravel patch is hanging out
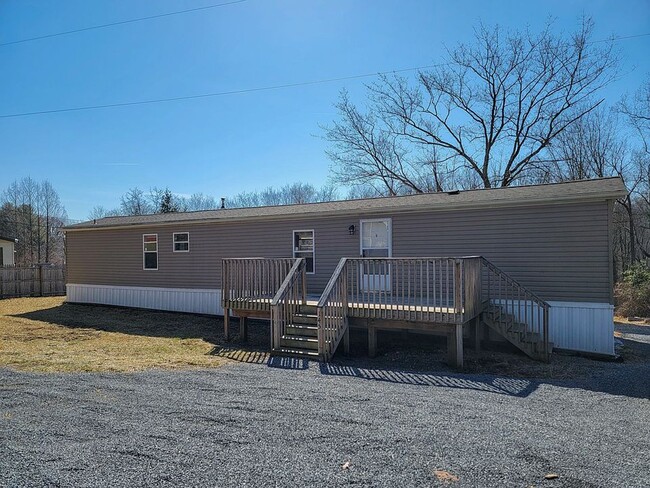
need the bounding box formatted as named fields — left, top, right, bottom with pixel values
left=1, top=323, right=648, bottom=487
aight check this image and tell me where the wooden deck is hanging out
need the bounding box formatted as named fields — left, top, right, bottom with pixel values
left=229, top=296, right=460, bottom=313
left=221, top=257, right=550, bottom=367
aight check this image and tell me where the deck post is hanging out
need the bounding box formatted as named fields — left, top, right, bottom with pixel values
left=224, top=308, right=231, bottom=342
left=368, top=324, right=377, bottom=358
left=240, top=316, right=248, bottom=342
left=301, top=264, right=307, bottom=305
left=473, top=317, right=481, bottom=351
left=454, top=260, right=462, bottom=317
left=342, top=264, right=349, bottom=356
left=447, top=323, right=463, bottom=369
left=343, top=324, right=350, bottom=355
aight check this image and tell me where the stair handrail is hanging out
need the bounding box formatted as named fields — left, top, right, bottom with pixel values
left=270, top=258, right=307, bottom=351
left=317, top=258, right=349, bottom=361
left=481, top=257, right=551, bottom=361
left=481, top=258, right=549, bottom=305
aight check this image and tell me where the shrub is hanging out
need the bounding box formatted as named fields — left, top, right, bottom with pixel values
left=615, top=263, right=650, bottom=317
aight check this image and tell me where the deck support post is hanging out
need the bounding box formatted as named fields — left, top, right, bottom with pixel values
left=447, top=323, right=463, bottom=369
left=368, top=325, right=377, bottom=358
left=473, top=317, right=481, bottom=351
left=224, top=309, right=231, bottom=342
left=240, top=316, right=248, bottom=342
left=343, top=325, right=350, bottom=355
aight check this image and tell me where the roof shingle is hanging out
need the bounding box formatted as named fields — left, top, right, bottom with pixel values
left=65, top=177, right=627, bottom=231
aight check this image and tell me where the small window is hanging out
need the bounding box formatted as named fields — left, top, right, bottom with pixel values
left=293, top=230, right=314, bottom=274
left=143, top=234, right=158, bottom=270
left=173, top=232, right=189, bottom=252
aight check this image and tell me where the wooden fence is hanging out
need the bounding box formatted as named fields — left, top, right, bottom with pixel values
left=0, top=265, right=66, bottom=299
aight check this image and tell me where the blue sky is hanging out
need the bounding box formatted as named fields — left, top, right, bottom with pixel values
left=1, top=0, right=649, bottom=219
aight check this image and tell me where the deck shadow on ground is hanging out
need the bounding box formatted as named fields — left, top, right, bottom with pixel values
left=209, top=346, right=269, bottom=364
left=209, top=346, right=308, bottom=370
left=318, top=362, right=538, bottom=397
left=266, top=356, right=309, bottom=370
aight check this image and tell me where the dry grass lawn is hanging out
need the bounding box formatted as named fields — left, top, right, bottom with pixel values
left=0, top=297, right=227, bottom=373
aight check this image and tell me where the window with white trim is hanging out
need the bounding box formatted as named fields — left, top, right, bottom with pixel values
left=173, top=232, right=189, bottom=252
left=143, top=234, right=158, bottom=270
left=293, top=230, right=314, bottom=274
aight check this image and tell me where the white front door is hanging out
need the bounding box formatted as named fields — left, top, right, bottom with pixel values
left=360, top=219, right=392, bottom=291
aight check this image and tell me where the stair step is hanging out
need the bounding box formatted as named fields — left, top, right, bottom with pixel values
left=521, top=332, right=542, bottom=343
left=285, top=324, right=318, bottom=337
left=491, top=323, right=541, bottom=344
left=292, top=313, right=318, bottom=325
left=502, top=322, right=526, bottom=333
left=299, top=304, right=318, bottom=315
left=280, top=335, right=319, bottom=350
left=487, top=319, right=523, bottom=334
left=482, top=314, right=549, bottom=362
left=272, top=347, right=320, bottom=359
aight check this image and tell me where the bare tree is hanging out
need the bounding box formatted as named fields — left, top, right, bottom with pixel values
left=120, top=187, right=151, bottom=216
left=325, top=18, right=617, bottom=194
left=618, top=77, right=650, bottom=266
left=92, top=189, right=222, bottom=217
left=185, top=193, right=219, bottom=211
left=1, top=178, right=67, bottom=265
left=228, top=182, right=339, bottom=208
left=21, top=177, right=39, bottom=264
left=549, top=108, right=628, bottom=180
left=149, top=187, right=182, bottom=213
left=39, top=181, right=67, bottom=263
left=88, top=205, right=121, bottom=220
left=620, top=76, right=650, bottom=154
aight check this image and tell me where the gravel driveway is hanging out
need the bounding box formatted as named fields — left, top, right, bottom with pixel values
left=1, top=328, right=649, bottom=487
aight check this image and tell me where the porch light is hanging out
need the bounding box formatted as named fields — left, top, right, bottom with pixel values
left=348, top=225, right=356, bottom=235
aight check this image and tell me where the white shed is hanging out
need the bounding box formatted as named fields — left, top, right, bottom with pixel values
left=0, top=236, right=16, bottom=266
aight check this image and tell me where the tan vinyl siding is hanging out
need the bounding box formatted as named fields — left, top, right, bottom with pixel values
left=66, top=200, right=612, bottom=303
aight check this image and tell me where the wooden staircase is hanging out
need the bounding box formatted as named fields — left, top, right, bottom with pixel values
left=480, top=258, right=551, bottom=362
left=274, top=305, right=321, bottom=359
left=482, top=304, right=551, bottom=361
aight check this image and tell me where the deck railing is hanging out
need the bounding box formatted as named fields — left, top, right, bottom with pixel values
left=222, top=258, right=297, bottom=312
left=317, top=258, right=349, bottom=361
left=270, top=259, right=307, bottom=350
left=222, top=255, right=549, bottom=362
left=343, top=257, right=482, bottom=324
left=482, top=257, right=550, bottom=360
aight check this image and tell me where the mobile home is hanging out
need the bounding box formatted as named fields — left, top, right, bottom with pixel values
left=64, top=178, right=627, bottom=365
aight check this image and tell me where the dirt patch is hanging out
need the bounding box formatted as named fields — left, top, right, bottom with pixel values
left=614, top=315, right=650, bottom=326
left=434, top=469, right=459, bottom=483
left=0, top=297, right=229, bottom=373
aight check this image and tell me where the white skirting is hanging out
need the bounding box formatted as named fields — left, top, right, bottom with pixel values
left=491, top=299, right=614, bottom=356
left=547, top=301, right=614, bottom=356
left=66, top=284, right=615, bottom=356
left=66, top=284, right=224, bottom=316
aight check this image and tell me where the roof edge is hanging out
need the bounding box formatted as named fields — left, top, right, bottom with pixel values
left=63, top=188, right=626, bottom=232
